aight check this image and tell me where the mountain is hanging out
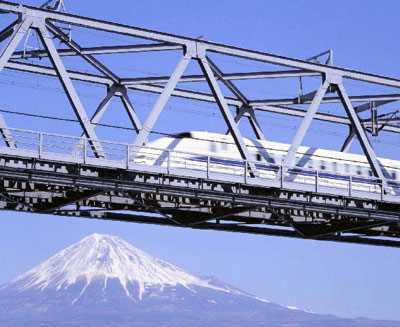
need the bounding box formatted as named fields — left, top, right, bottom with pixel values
left=0, top=233, right=398, bottom=327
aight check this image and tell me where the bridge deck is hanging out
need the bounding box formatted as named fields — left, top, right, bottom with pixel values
left=0, top=128, right=398, bottom=247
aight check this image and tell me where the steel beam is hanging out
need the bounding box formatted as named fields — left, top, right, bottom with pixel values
left=0, top=17, right=32, bottom=149
left=355, top=100, right=395, bottom=114
left=45, top=21, right=119, bottom=83
left=0, top=113, right=16, bottom=148
left=119, top=88, right=142, bottom=133
left=251, top=93, right=400, bottom=107
left=132, top=53, right=191, bottom=148
left=206, top=56, right=248, bottom=104
left=121, top=69, right=320, bottom=85
left=228, top=106, right=266, bottom=140
left=72, top=84, right=117, bottom=154
left=35, top=18, right=104, bottom=157
left=0, top=16, right=32, bottom=73
left=198, top=56, right=258, bottom=176
left=281, top=79, right=330, bottom=170
left=4, top=59, right=400, bottom=135
left=247, top=108, right=266, bottom=141
left=340, top=128, right=356, bottom=153
left=11, top=42, right=183, bottom=59
left=1, top=2, right=400, bottom=88
left=0, top=19, right=19, bottom=43
left=336, top=82, right=388, bottom=187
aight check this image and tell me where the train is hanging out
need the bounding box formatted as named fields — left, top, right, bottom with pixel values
left=136, top=131, right=400, bottom=193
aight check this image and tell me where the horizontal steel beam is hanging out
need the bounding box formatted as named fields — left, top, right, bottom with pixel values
left=251, top=94, right=400, bottom=106
left=259, top=105, right=400, bottom=134
left=121, top=69, right=320, bottom=85
left=56, top=210, right=400, bottom=248
left=1, top=2, right=400, bottom=88
left=11, top=42, right=182, bottom=59
left=6, top=60, right=112, bottom=84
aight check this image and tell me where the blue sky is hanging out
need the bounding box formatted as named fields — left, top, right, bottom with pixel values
left=0, top=0, right=400, bottom=321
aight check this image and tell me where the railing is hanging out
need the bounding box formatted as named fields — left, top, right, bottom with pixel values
left=0, top=127, right=398, bottom=201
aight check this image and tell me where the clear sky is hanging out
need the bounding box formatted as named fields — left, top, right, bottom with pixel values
left=1, top=0, right=400, bottom=322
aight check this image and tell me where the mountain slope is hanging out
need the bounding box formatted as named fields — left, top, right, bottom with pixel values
left=0, top=233, right=398, bottom=327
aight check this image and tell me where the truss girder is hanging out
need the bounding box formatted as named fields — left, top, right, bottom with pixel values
left=1, top=2, right=400, bottom=88
left=0, top=3, right=399, bottom=248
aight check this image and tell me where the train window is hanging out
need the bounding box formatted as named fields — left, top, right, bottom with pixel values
left=392, top=171, right=397, bottom=180
left=320, top=161, right=326, bottom=170
left=256, top=154, right=262, bottom=161
left=307, top=159, right=313, bottom=169
left=356, top=166, right=362, bottom=175
left=332, top=161, right=338, bottom=172
left=221, top=142, right=228, bottom=151
left=345, top=164, right=350, bottom=173
left=368, top=169, right=373, bottom=177
left=210, top=142, right=217, bottom=152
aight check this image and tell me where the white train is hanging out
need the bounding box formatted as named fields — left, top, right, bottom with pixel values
left=137, top=131, right=400, bottom=192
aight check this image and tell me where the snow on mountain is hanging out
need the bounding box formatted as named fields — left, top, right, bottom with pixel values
left=1, top=234, right=400, bottom=327
left=2, top=233, right=259, bottom=302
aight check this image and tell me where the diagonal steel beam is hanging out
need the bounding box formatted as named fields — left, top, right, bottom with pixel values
left=132, top=53, right=191, bottom=148
left=0, top=191, right=36, bottom=211
left=119, top=88, right=142, bottom=134
left=0, top=17, right=32, bottom=149
left=227, top=106, right=266, bottom=140
left=340, top=127, right=356, bottom=153
left=0, top=19, right=19, bottom=43
left=45, top=21, right=119, bottom=83
left=72, top=84, right=118, bottom=154
left=206, top=56, right=248, bottom=104
left=198, top=56, right=258, bottom=176
left=247, top=108, right=266, bottom=141
left=42, top=189, right=105, bottom=212
left=35, top=18, right=104, bottom=157
left=336, top=82, right=388, bottom=189
left=0, top=16, right=32, bottom=73
left=280, top=79, right=330, bottom=170
left=119, top=190, right=183, bottom=226
left=0, top=113, right=16, bottom=148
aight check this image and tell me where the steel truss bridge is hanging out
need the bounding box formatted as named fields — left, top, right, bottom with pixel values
left=0, top=1, right=400, bottom=247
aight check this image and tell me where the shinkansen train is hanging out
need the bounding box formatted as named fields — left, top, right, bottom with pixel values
left=137, top=131, right=400, bottom=192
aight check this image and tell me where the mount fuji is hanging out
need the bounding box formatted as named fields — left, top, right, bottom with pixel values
left=0, top=233, right=398, bottom=327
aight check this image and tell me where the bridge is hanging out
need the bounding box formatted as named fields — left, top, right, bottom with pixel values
left=0, top=0, right=399, bottom=247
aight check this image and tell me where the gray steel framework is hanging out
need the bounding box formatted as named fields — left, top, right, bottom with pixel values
left=0, top=1, right=399, bottom=246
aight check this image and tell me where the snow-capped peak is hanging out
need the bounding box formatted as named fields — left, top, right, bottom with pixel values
left=4, top=233, right=260, bottom=302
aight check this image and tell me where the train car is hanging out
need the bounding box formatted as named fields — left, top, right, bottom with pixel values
left=135, top=131, right=400, bottom=193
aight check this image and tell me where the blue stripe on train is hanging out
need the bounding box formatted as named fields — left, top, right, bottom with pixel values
left=191, top=156, right=399, bottom=187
